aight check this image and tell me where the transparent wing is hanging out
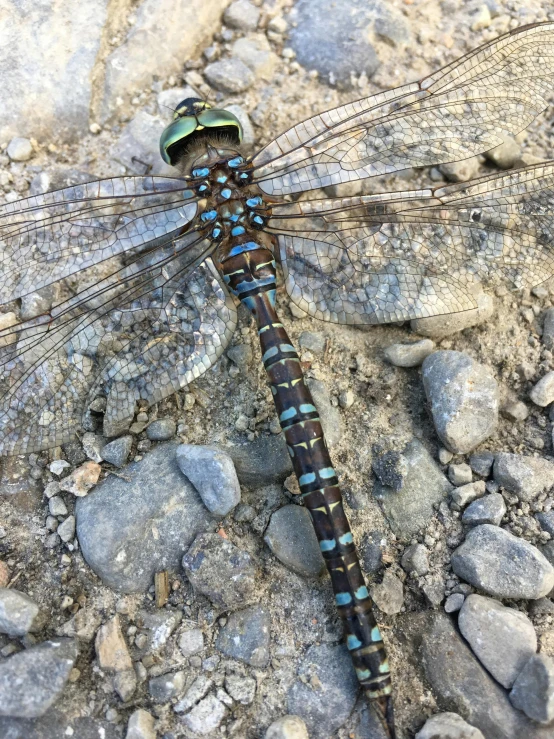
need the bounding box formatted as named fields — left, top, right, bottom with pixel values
left=251, top=22, right=554, bottom=195
left=268, top=161, right=554, bottom=323
left=0, top=175, right=197, bottom=303
left=0, top=233, right=236, bottom=456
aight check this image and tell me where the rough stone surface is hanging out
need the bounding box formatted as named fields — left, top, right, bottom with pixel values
left=0, top=639, right=78, bottom=718
left=0, top=713, right=120, bottom=739
left=530, top=371, right=554, bottom=406
left=178, top=628, right=204, bottom=658
left=226, top=435, right=292, bottom=487
left=181, top=693, right=227, bottom=734
left=451, top=524, right=554, bottom=599
left=146, top=418, right=176, bottom=441
left=383, top=339, right=435, bottom=367
left=182, top=533, right=258, bottom=610
left=148, top=670, right=185, bottom=702
left=215, top=606, right=270, bottom=667
left=493, top=452, right=554, bottom=501
left=204, top=58, right=255, bottom=93
left=448, top=463, right=473, bottom=486
left=415, top=712, right=485, bottom=739
left=224, top=0, right=260, bottom=31
left=422, top=351, right=499, bottom=454
left=76, top=443, right=212, bottom=592
left=264, top=505, right=325, bottom=577
left=462, top=493, right=506, bottom=526
left=265, top=715, right=310, bottom=739
left=125, top=708, right=156, bottom=739
left=100, top=435, right=133, bottom=468
left=287, top=644, right=359, bottom=738
left=450, top=480, right=486, bottom=510
left=401, top=543, right=429, bottom=575
left=0, top=589, right=41, bottom=637
left=373, top=438, right=453, bottom=537
left=412, top=293, right=494, bottom=338
left=176, top=444, right=241, bottom=517
left=370, top=570, right=404, bottom=614
left=458, top=594, right=538, bottom=688
left=306, top=378, right=342, bottom=448
left=510, top=654, right=554, bottom=724
left=95, top=615, right=136, bottom=701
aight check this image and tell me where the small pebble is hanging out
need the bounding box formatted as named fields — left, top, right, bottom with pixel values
left=530, top=371, right=554, bottom=406
left=146, top=418, right=176, bottom=441
left=415, top=712, right=485, bottom=739
left=264, top=715, right=309, bottom=739
left=383, top=339, right=435, bottom=367
left=462, top=493, right=506, bottom=526
left=444, top=594, right=465, bottom=613
left=7, top=137, right=33, bottom=161
left=178, top=628, right=204, bottom=658
left=401, top=543, right=429, bottom=575
left=450, top=480, right=486, bottom=510
left=448, top=463, right=473, bottom=486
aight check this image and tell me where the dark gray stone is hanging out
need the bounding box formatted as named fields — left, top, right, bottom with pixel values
left=76, top=443, right=213, bottom=592
left=288, top=0, right=381, bottom=88
left=176, top=445, right=241, bottom=517
left=146, top=418, right=176, bottom=441
left=204, top=58, right=254, bottom=93
left=226, top=434, right=292, bottom=487
left=415, top=712, right=485, bottom=739
left=0, top=590, right=41, bottom=637
left=100, top=435, right=133, bottom=468
left=422, top=351, right=498, bottom=454
left=494, top=453, right=554, bottom=502
left=264, top=505, right=325, bottom=577
left=287, top=644, right=359, bottom=738
left=462, top=493, right=506, bottom=526
left=298, top=331, right=326, bottom=354
left=182, top=533, right=258, bottom=610
left=419, top=612, right=552, bottom=739
left=537, top=510, right=554, bottom=536
left=215, top=606, right=270, bottom=667
left=510, top=654, right=554, bottom=724
left=458, top=594, right=537, bottom=688
left=0, top=639, right=78, bottom=718
left=542, top=307, right=554, bottom=350
left=373, top=439, right=453, bottom=537
left=148, top=670, right=186, bottom=702
left=451, top=524, right=554, bottom=599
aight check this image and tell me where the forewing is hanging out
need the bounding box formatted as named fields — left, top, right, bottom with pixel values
left=0, top=175, right=197, bottom=304
left=0, top=233, right=236, bottom=455
left=269, top=162, right=554, bottom=323
left=252, top=22, right=554, bottom=195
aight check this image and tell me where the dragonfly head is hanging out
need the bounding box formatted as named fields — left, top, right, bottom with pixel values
left=160, top=98, right=243, bottom=166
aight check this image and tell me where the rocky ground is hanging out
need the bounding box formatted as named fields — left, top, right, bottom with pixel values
left=1, top=0, right=554, bottom=738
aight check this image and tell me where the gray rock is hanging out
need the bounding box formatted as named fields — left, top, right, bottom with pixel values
left=100, top=435, right=133, bottom=467
left=76, top=442, right=213, bottom=592
left=449, top=463, right=473, bottom=486
left=383, top=339, right=435, bottom=367
left=227, top=343, right=253, bottom=367
left=298, top=332, right=326, bottom=354
left=419, top=611, right=551, bottom=739
left=178, top=628, right=204, bottom=658
left=0, top=713, right=120, bottom=739
left=265, top=715, right=309, bottom=739
left=204, top=58, right=255, bottom=93
left=226, top=434, right=293, bottom=487
left=224, top=673, right=256, bottom=704
left=136, top=609, right=182, bottom=653
left=458, top=594, right=537, bottom=688
left=182, top=533, right=258, bottom=610
left=57, top=515, right=76, bottom=543
left=288, top=0, right=380, bottom=88
left=0, top=590, right=41, bottom=637
left=530, top=371, right=554, bottom=407
left=81, top=432, right=106, bottom=463
left=462, top=493, right=506, bottom=526
left=146, top=418, right=176, bottom=441
left=56, top=608, right=102, bottom=642
left=444, top=594, right=465, bottom=613
left=48, top=496, right=68, bottom=517
left=415, top=712, right=485, bottom=739
left=373, top=439, right=453, bottom=537
left=469, top=452, right=495, bottom=477
left=360, top=530, right=384, bottom=574
left=20, top=288, right=56, bottom=320
left=422, top=576, right=446, bottom=607
left=126, top=708, right=156, bottom=739
left=439, top=157, right=482, bottom=182
left=484, top=137, right=521, bottom=169
left=224, top=0, right=260, bottom=30
left=101, top=0, right=230, bottom=120
left=148, top=670, right=185, bottom=702
left=0, top=639, right=78, bottom=718
left=510, top=654, right=554, bottom=724
left=542, top=307, right=554, bottom=349
left=401, top=543, right=429, bottom=575
left=537, top=510, right=554, bottom=536
left=451, top=524, right=554, bottom=599
left=176, top=445, right=241, bottom=517
left=306, top=378, right=342, bottom=448
left=370, top=571, right=404, bottom=615
left=541, top=540, right=554, bottom=566
left=501, top=400, right=530, bottom=422
left=111, top=111, right=166, bottom=175
left=287, top=644, right=358, bottom=738
left=493, top=452, right=554, bottom=501
left=231, top=36, right=277, bottom=82
left=422, top=351, right=498, bottom=454
left=450, top=480, right=486, bottom=510
left=103, top=382, right=136, bottom=438
left=7, top=137, right=33, bottom=162
left=181, top=693, right=227, bottom=733
left=412, top=293, right=494, bottom=339
left=174, top=674, right=212, bottom=714
left=264, top=505, right=325, bottom=578
left=215, top=606, right=270, bottom=667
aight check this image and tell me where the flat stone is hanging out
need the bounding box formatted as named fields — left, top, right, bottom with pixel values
left=373, top=438, right=452, bottom=537
left=224, top=0, right=260, bottom=30
left=181, top=693, right=227, bottom=734
left=493, top=453, right=554, bottom=501
left=0, top=589, right=41, bottom=637
left=0, top=639, right=78, bottom=718
left=76, top=443, right=212, bottom=592
left=469, top=452, right=495, bottom=477
left=287, top=644, right=358, bottom=738
left=227, top=343, right=253, bottom=367
left=462, top=493, right=506, bottom=526
left=458, top=594, right=537, bottom=688
left=100, top=435, right=133, bottom=468
left=215, top=605, right=270, bottom=667
left=95, top=615, right=136, bottom=701
left=510, top=654, right=554, bottom=724
left=264, top=505, right=325, bottom=577
left=450, top=480, right=486, bottom=510
left=401, top=543, right=429, bottom=575
left=224, top=674, right=256, bottom=704
left=306, top=378, right=342, bottom=448
left=176, top=445, right=241, bottom=517
left=226, top=434, right=293, bottom=487
left=178, top=628, right=204, bottom=658
left=204, top=58, right=255, bottom=93
left=137, top=609, right=181, bottom=653
left=146, top=418, right=176, bottom=441
left=415, top=712, right=485, bottom=739
left=148, top=670, right=185, bottom=702
left=174, top=674, right=212, bottom=714
left=56, top=608, right=102, bottom=642
left=57, top=515, right=76, bottom=543
left=265, top=715, right=309, bottom=739
left=422, top=351, right=498, bottom=454
left=451, top=524, right=554, bottom=599
left=182, top=533, right=258, bottom=610
left=449, top=463, right=473, bottom=486
left=412, top=292, right=494, bottom=338
left=530, top=371, right=554, bottom=406
left=59, top=461, right=101, bottom=497
left=125, top=708, right=156, bottom=739
left=369, top=571, right=404, bottom=615
left=383, top=339, right=435, bottom=367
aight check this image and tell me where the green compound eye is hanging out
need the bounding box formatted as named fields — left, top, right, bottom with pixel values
left=159, top=100, right=243, bottom=166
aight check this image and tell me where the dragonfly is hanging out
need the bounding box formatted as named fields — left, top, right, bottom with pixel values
left=2, top=21, right=554, bottom=738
